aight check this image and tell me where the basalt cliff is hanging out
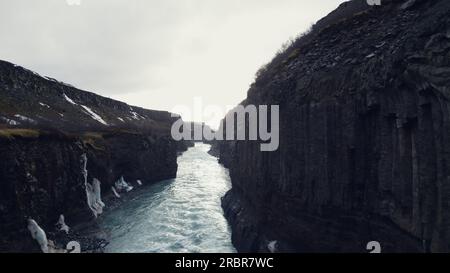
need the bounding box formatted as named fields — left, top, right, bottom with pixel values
left=214, top=0, right=450, bottom=252
left=0, top=60, right=189, bottom=252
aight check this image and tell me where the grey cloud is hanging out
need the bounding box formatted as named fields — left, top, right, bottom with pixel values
left=0, top=0, right=346, bottom=125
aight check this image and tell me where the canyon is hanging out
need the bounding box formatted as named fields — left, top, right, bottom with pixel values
left=1, top=0, right=450, bottom=254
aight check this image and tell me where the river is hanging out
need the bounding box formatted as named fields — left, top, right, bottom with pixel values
left=99, top=143, right=236, bottom=253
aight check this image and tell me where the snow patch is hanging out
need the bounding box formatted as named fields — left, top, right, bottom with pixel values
left=130, top=111, right=145, bottom=120
left=7, top=119, right=19, bottom=125
left=27, top=219, right=49, bottom=253
left=0, top=117, right=19, bottom=125
left=375, top=41, right=386, bottom=48
left=63, top=93, right=77, bottom=105
left=14, top=114, right=35, bottom=124
left=80, top=105, right=108, bottom=125
left=136, top=180, right=143, bottom=186
left=131, top=111, right=140, bottom=120
left=117, top=117, right=124, bottom=122
left=39, top=102, right=51, bottom=108
left=56, top=215, right=70, bottom=234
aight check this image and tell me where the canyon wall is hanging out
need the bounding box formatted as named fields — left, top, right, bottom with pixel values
left=0, top=60, right=186, bottom=252
left=216, top=0, right=450, bottom=252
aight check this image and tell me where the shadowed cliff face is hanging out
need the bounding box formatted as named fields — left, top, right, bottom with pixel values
left=0, top=61, right=187, bottom=252
left=215, top=0, right=450, bottom=252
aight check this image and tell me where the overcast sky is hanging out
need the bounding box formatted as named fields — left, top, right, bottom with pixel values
left=0, top=0, right=346, bottom=127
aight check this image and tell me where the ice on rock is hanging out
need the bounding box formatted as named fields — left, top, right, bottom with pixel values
left=27, top=219, right=49, bottom=253
left=81, top=154, right=88, bottom=183
left=56, top=215, right=70, bottom=234
left=267, top=241, right=278, bottom=253
left=111, top=176, right=133, bottom=197
left=115, top=176, right=133, bottom=192
left=85, top=183, right=95, bottom=215
left=86, top=183, right=103, bottom=217
left=112, top=186, right=121, bottom=198
left=93, top=178, right=105, bottom=208
left=86, top=180, right=105, bottom=217
left=81, top=154, right=104, bottom=217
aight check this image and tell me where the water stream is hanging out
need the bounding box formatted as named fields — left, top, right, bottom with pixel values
left=99, top=143, right=236, bottom=253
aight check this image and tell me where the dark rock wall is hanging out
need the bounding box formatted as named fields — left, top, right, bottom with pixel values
left=0, top=136, right=86, bottom=251
left=86, top=133, right=178, bottom=185
left=0, top=132, right=179, bottom=252
left=217, top=0, right=450, bottom=252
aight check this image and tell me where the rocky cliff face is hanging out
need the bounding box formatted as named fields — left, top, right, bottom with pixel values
left=0, top=60, right=186, bottom=252
left=215, top=0, right=450, bottom=252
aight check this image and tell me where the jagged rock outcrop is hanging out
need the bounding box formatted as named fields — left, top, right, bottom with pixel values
left=0, top=60, right=186, bottom=252
left=215, top=0, right=450, bottom=252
